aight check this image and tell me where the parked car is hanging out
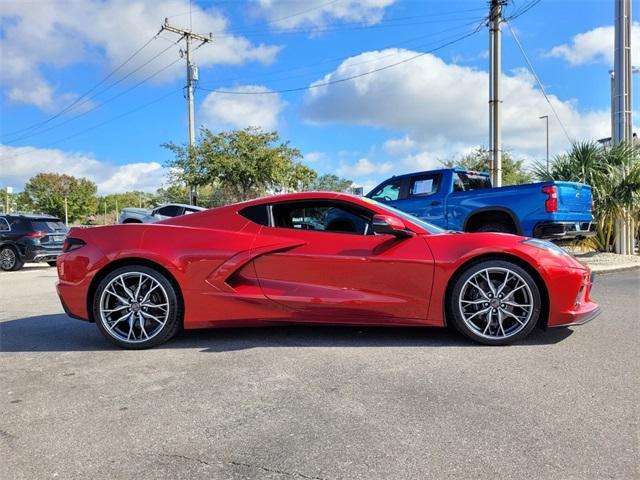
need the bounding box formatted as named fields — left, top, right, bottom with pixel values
left=56, top=192, right=599, bottom=349
left=0, top=214, right=68, bottom=271
left=367, top=168, right=596, bottom=240
left=118, top=203, right=206, bottom=224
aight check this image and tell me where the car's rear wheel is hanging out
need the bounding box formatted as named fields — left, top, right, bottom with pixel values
left=93, top=265, right=182, bottom=349
left=448, top=260, right=541, bottom=345
left=0, top=246, right=23, bottom=271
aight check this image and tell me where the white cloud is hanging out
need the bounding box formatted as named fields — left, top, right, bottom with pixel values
left=200, top=85, right=285, bottom=131
left=302, top=49, right=610, bottom=161
left=0, top=0, right=280, bottom=111
left=547, top=23, right=639, bottom=66
left=383, top=135, right=418, bottom=155
left=253, top=0, right=396, bottom=30
left=0, top=144, right=166, bottom=194
left=337, top=157, right=392, bottom=177
left=304, top=151, right=326, bottom=162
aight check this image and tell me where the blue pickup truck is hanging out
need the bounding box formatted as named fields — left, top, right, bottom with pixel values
left=366, top=168, right=595, bottom=240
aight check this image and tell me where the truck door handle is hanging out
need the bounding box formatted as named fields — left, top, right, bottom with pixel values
left=430, top=201, right=441, bottom=206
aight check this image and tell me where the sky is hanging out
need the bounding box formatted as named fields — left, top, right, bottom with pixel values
left=1, top=0, right=638, bottom=195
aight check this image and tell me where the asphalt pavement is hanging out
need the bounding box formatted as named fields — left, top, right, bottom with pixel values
left=1, top=264, right=638, bottom=479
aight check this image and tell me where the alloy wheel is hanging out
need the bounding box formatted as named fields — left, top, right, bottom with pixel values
left=98, top=272, right=170, bottom=344
left=458, top=267, right=534, bottom=340
left=0, top=248, right=16, bottom=270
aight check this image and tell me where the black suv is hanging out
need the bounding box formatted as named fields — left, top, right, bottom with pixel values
left=0, top=215, right=68, bottom=271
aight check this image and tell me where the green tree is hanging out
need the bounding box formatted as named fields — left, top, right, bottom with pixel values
left=531, top=141, right=640, bottom=251
left=309, top=174, right=354, bottom=192
left=163, top=127, right=317, bottom=204
left=23, top=173, right=98, bottom=223
left=442, top=147, right=532, bottom=185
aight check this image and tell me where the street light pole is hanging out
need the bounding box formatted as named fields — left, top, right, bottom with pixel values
left=539, top=115, right=549, bottom=173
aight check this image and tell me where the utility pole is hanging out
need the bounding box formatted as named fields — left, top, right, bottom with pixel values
left=489, top=0, right=506, bottom=187
left=539, top=115, right=549, bottom=173
left=160, top=18, right=212, bottom=206
left=613, top=0, right=633, bottom=254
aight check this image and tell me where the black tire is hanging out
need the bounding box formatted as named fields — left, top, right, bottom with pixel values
left=0, top=246, right=24, bottom=271
left=93, top=265, right=182, bottom=349
left=47, top=261, right=57, bottom=267
left=475, top=222, right=515, bottom=234
left=448, top=259, right=541, bottom=346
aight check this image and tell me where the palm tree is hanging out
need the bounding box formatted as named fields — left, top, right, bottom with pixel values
left=531, top=141, right=640, bottom=252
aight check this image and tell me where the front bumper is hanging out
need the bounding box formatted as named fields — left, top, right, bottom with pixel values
left=546, top=267, right=600, bottom=327
left=551, top=305, right=602, bottom=328
left=534, top=221, right=596, bottom=240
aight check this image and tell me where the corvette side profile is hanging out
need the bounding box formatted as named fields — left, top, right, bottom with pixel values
left=56, top=192, right=600, bottom=349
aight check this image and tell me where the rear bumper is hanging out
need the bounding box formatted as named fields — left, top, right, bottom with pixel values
left=24, top=247, right=63, bottom=263
left=534, top=221, right=596, bottom=240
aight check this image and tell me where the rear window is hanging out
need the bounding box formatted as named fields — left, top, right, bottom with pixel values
left=240, top=205, right=270, bottom=226
left=454, top=172, right=492, bottom=191
left=30, top=220, right=67, bottom=233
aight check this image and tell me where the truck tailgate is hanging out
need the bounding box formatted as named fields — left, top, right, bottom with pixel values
left=555, top=182, right=592, bottom=214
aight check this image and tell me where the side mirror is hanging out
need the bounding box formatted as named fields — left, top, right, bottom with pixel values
left=372, top=214, right=415, bottom=238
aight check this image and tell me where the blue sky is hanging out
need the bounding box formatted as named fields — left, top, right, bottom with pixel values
left=1, top=0, right=638, bottom=194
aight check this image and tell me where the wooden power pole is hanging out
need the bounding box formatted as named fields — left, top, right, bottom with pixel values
left=160, top=19, right=212, bottom=206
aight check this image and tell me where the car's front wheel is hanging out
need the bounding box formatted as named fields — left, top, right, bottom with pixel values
left=93, top=265, right=182, bottom=349
left=448, top=259, right=541, bottom=345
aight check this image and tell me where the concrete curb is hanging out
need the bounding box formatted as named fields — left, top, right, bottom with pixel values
left=586, top=264, right=640, bottom=274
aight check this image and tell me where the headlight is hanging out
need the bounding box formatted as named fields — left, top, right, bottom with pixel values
left=521, top=238, right=570, bottom=256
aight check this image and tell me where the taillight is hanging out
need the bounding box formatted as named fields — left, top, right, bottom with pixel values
left=62, top=237, right=86, bottom=253
left=27, top=231, right=46, bottom=238
left=542, top=185, right=558, bottom=213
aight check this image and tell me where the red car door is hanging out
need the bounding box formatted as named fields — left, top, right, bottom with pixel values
left=251, top=202, right=435, bottom=322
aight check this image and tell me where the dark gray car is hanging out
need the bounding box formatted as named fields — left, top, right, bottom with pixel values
left=0, top=215, right=68, bottom=271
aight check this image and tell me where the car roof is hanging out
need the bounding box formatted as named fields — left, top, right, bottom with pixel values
left=157, top=203, right=206, bottom=210
left=1, top=214, right=61, bottom=220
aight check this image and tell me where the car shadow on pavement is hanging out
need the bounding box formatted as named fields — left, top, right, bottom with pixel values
left=0, top=313, right=574, bottom=352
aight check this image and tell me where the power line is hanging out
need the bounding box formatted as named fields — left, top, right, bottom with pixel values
left=2, top=89, right=181, bottom=160
left=4, top=57, right=182, bottom=144
left=197, top=25, right=484, bottom=96
left=216, top=7, right=489, bottom=38
left=504, top=20, right=572, bottom=143
left=204, top=16, right=486, bottom=88
left=505, top=0, right=541, bottom=21
left=2, top=34, right=159, bottom=139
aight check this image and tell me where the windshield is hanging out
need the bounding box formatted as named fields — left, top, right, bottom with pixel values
left=363, top=198, right=446, bottom=234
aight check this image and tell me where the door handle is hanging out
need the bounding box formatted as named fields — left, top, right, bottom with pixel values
left=430, top=201, right=441, bottom=206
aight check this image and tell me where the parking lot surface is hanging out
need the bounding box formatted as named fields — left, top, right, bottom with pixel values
left=1, top=265, right=638, bottom=479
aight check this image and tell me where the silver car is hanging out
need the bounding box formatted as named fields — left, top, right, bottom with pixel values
left=118, top=203, right=206, bottom=224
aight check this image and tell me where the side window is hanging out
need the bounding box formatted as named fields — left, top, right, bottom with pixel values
left=0, top=218, right=10, bottom=231
left=272, top=202, right=372, bottom=235
left=156, top=205, right=182, bottom=217
left=409, top=174, right=440, bottom=197
left=453, top=173, right=465, bottom=192
left=240, top=205, right=270, bottom=226
left=369, top=179, right=402, bottom=202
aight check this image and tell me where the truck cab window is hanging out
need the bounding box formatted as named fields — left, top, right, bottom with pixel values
left=369, top=179, right=402, bottom=202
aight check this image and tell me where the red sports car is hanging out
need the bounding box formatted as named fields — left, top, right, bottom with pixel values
left=56, top=192, right=600, bottom=349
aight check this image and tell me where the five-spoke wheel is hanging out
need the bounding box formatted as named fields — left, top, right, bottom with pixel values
left=93, top=266, right=182, bottom=349
left=449, top=260, right=541, bottom=345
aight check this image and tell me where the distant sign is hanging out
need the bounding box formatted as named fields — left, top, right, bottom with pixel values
left=5, top=187, right=12, bottom=194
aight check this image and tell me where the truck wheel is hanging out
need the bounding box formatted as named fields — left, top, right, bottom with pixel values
left=0, top=246, right=24, bottom=271
left=48, top=261, right=58, bottom=267
left=475, top=222, right=514, bottom=234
